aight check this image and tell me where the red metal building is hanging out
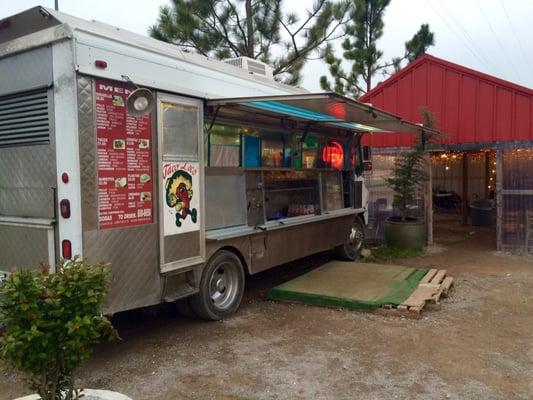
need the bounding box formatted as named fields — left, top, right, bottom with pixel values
left=359, top=55, right=533, bottom=253
left=359, top=54, right=533, bottom=148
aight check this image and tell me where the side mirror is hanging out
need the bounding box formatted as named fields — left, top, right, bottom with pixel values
left=126, top=88, right=154, bottom=117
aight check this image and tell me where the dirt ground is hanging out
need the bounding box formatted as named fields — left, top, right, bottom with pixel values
left=2, top=215, right=533, bottom=400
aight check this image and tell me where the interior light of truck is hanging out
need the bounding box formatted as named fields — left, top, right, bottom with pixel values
left=322, top=140, right=344, bottom=169
left=61, top=172, right=69, bottom=183
left=62, top=240, right=72, bottom=260
left=94, top=60, right=108, bottom=69
left=60, top=199, right=71, bottom=219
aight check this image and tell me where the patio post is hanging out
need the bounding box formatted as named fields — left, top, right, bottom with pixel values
left=496, top=146, right=503, bottom=251
left=462, top=152, right=469, bottom=225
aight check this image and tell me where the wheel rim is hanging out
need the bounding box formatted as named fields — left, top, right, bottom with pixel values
left=208, top=260, right=240, bottom=311
left=346, top=225, right=364, bottom=257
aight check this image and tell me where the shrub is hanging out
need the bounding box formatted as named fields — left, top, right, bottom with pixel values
left=384, top=107, right=434, bottom=221
left=0, top=258, right=117, bottom=400
left=384, top=144, right=428, bottom=221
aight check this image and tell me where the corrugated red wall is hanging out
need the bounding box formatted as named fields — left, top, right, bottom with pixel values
left=359, top=54, right=533, bottom=148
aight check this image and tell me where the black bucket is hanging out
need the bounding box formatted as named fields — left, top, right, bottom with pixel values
left=470, top=199, right=493, bottom=226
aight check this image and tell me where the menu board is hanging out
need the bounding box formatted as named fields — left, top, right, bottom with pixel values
left=95, top=79, right=153, bottom=229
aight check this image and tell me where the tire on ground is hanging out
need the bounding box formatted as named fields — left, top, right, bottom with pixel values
left=190, top=250, right=245, bottom=320
left=336, top=217, right=365, bottom=261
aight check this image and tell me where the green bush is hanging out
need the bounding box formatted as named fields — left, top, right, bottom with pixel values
left=0, top=258, right=117, bottom=400
left=384, top=144, right=428, bottom=221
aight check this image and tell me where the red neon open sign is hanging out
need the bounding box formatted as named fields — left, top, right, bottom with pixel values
left=322, top=140, right=344, bottom=169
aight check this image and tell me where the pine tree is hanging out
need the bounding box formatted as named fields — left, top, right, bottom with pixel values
left=405, top=23, right=434, bottom=62
left=391, top=23, right=435, bottom=72
left=385, top=107, right=434, bottom=221
left=320, top=0, right=434, bottom=96
left=149, top=0, right=350, bottom=85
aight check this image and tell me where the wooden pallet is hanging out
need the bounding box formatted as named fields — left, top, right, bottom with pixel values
left=376, top=269, right=454, bottom=319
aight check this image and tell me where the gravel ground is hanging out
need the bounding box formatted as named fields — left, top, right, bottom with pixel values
left=2, top=218, right=533, bottom=399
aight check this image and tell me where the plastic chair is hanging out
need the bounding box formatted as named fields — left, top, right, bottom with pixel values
left=374, top=198, right=391, bottom=238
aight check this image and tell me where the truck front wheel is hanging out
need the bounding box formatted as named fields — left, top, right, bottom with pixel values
left=336, top=218, right=365, bottom=261
left=190, top=250, right=245, bottom=320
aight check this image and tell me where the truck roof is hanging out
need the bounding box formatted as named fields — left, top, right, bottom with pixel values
left=0, top=6, right=306, bottom=98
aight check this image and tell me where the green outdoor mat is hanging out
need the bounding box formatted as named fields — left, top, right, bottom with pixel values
left=267, top=261, right=428, bottom=310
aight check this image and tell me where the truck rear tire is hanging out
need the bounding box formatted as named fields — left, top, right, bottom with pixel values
left=190, top=250, right=245, bottom=320
left=336, top=218, right=365, bottom=261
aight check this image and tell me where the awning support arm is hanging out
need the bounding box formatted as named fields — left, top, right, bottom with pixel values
left=207, top=105, right=220, bottom=133
left=300, top=121, right=313, bottom=143
left=206, top=105, right=220, bottom=167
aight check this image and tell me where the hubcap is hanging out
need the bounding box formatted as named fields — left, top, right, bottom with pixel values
left=208, top=262, right=240, bottom=311
left=346, top=225, right=364, bottom=256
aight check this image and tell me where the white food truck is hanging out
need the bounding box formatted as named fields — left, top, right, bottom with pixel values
left=0, top=7, right=430, bottom=319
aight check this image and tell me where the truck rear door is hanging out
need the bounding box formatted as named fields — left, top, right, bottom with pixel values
left=0, top=46, right=57, bottom=271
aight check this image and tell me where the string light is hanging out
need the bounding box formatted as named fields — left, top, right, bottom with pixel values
left=504, top=148, right=533, bottom=160
left=431, top=150, right=494, bottom=165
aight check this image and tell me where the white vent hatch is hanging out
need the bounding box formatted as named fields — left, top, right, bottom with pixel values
left=223, top=57, right=274, bottom=79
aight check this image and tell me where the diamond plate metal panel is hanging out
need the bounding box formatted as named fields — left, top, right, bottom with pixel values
left=83, top=224, right=162, bottom=314
left=0, top=225, right=50, bottom=270
left=77, top=76, right=98, bottom=231
left=0, top=46, right=53, bottom=95
left=77, top=75, right=163, bottom=313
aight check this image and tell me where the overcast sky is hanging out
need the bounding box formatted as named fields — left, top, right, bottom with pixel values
left=2, top=0, right=532, bottom=92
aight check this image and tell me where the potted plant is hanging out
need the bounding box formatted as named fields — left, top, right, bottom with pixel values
left=0, top=258, right=126, bottom=400
left=383, top=109, right=432, bottom=249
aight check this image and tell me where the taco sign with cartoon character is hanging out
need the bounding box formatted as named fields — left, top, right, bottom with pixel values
left=162, top=162, right=200, bottom=235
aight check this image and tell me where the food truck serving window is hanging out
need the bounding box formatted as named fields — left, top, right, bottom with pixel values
left=296, top=135, right=318, bottom=169
left=261, top=131, right=291, bottom=168
left=206, top=124, right=240, bottom=167
left=162, top=102, right=199, bottom=160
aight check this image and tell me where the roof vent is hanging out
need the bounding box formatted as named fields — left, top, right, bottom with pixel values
left=223, top=56, right=274, bottom=79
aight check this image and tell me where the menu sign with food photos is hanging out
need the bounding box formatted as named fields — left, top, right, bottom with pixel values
left=95, top=79, right=153, bottom=229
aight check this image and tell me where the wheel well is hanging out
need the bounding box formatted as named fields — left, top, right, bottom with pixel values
left=217, top=246, right=250, bottom=276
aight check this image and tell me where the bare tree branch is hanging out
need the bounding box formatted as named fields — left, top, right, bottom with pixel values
left=226, top=0, right=251, bottom=56
left=291, top=0, right=327, bottom=37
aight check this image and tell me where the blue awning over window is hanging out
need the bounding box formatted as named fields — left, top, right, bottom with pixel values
left=240, top=101, right=383, bottom=132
